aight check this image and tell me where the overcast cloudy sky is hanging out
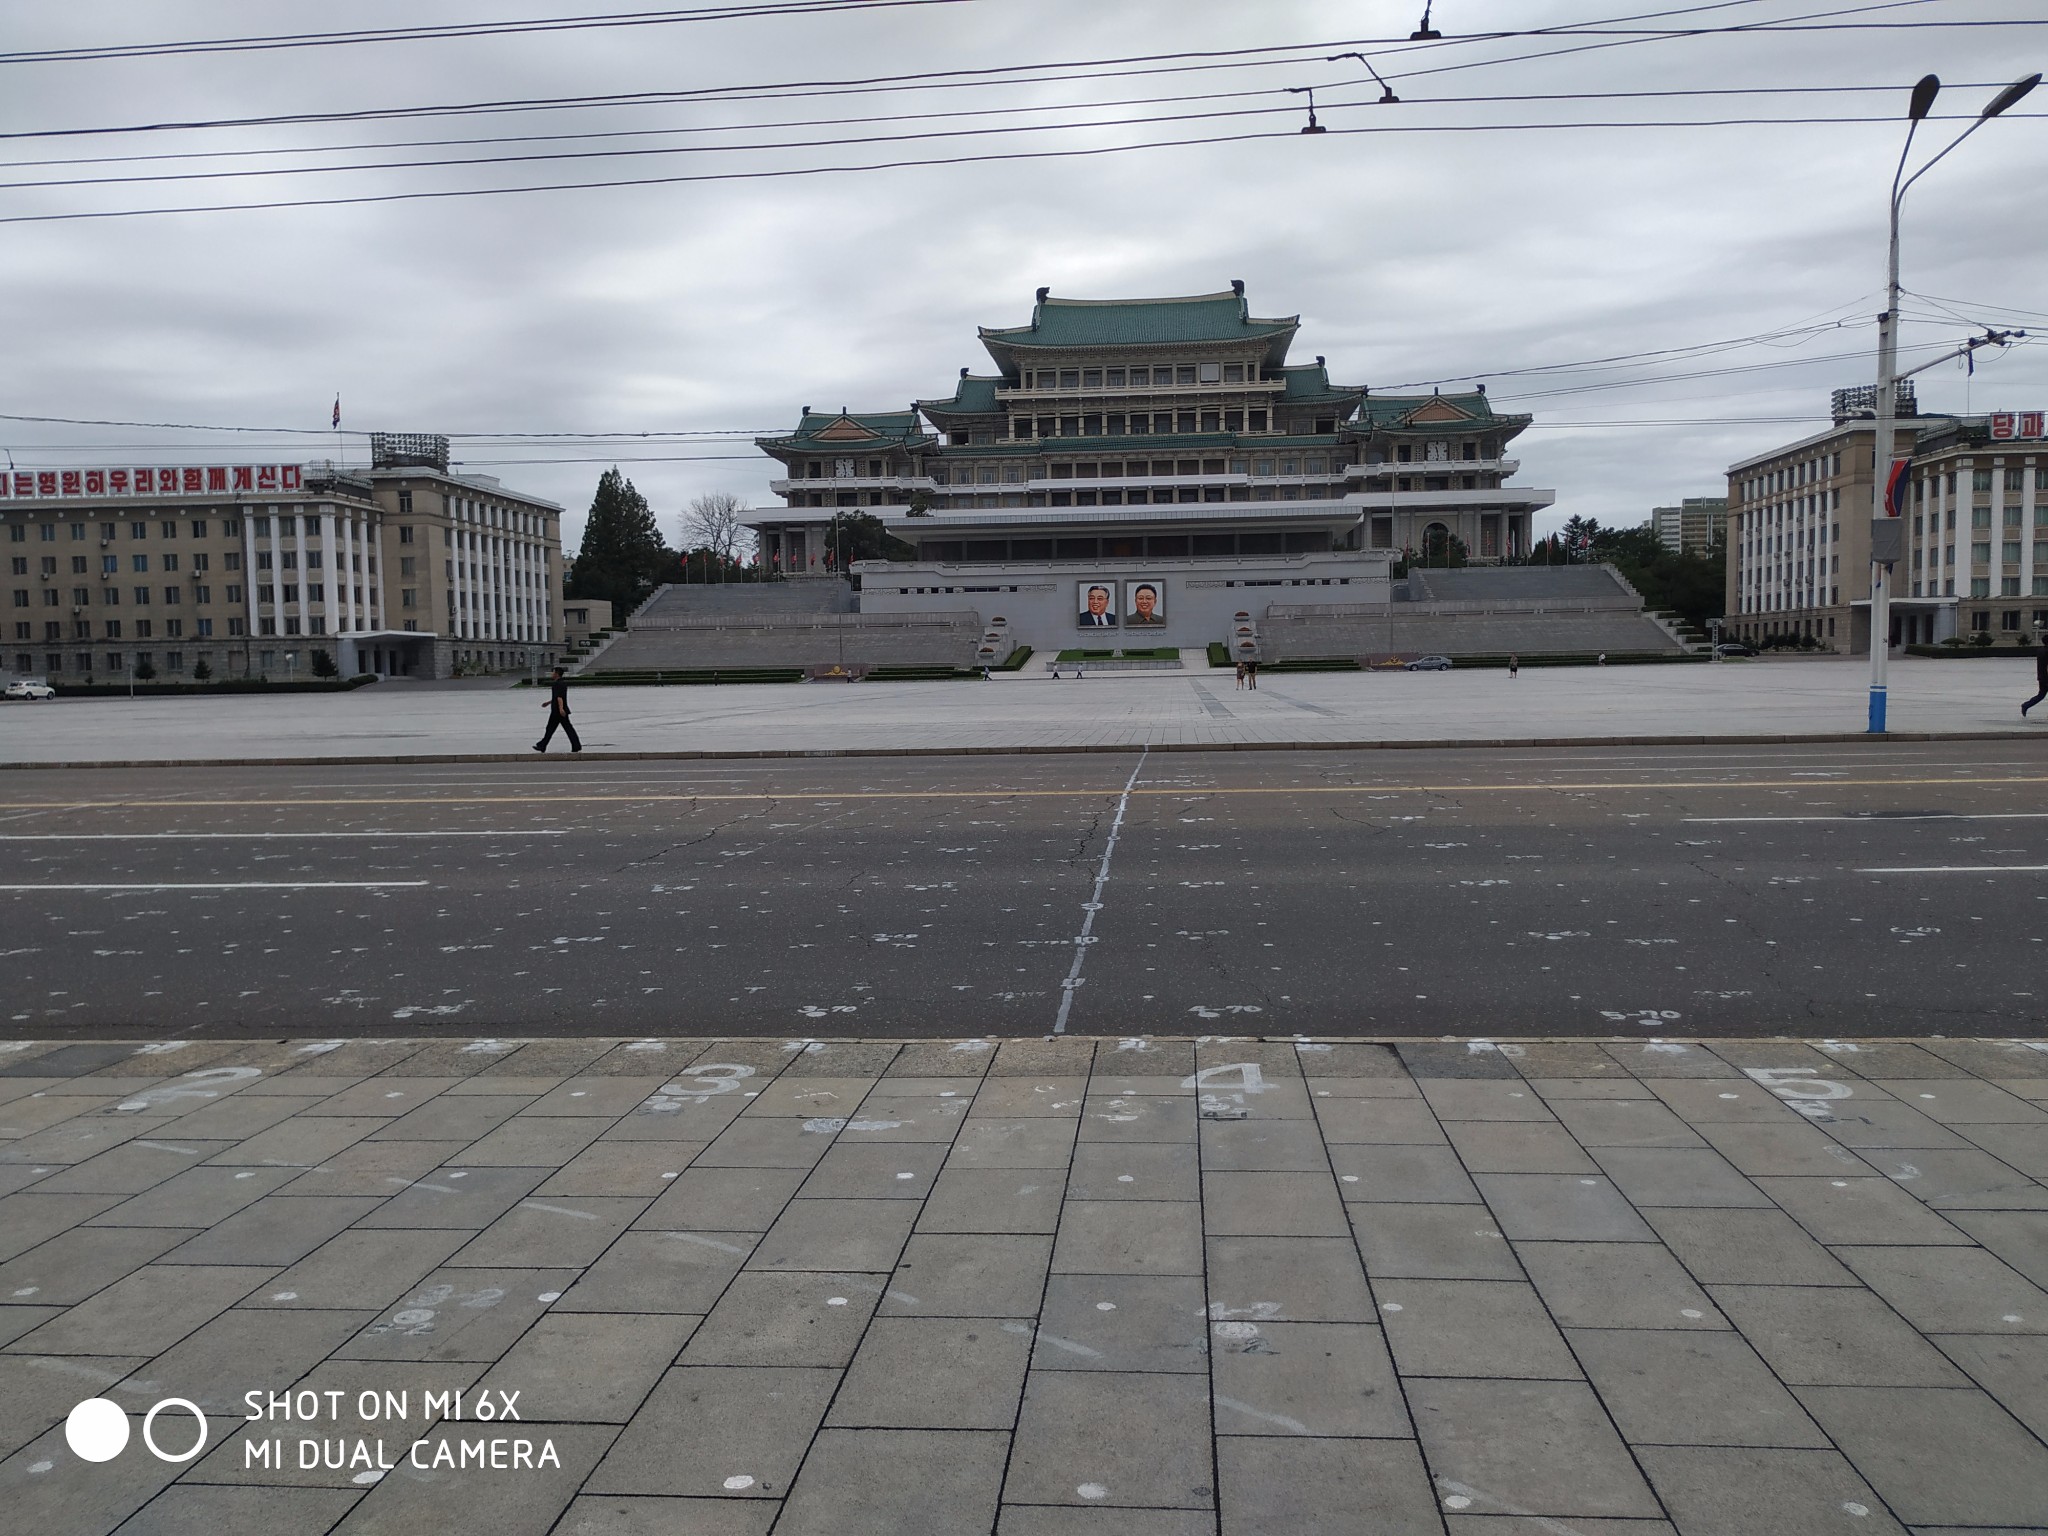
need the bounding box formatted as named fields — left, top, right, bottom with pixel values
left=2, top=0, right=2043, bottom=553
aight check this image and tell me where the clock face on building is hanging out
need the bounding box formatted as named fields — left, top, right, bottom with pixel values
left=835, top=458, right=855, bottom=478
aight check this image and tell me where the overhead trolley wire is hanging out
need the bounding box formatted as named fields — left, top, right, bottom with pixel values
left=3, top=80, right=2028, bottom=177
left=7, top=106, right=2043, bottom=225
left=0, top=0, right=982, bottom=66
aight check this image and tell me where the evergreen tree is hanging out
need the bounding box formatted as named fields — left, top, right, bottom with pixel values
left=310, top=648, right=338, bottom=678
left=568, top=468, right=672, bottom=615
left=819, top=511, right=914, bottom=571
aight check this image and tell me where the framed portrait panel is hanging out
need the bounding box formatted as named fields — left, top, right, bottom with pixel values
left=1123, top=578, right=1167, bottom=628
left=1076, top=580, right=1120, bottom=629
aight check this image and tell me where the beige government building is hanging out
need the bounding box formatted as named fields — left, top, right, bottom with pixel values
left=2, top=434, right=565, bottom=682
left=1725, top=388, right=2048, bottom=651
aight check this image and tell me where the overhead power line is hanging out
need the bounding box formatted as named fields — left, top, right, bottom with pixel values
left=3, top=81, right=2023, bottom=177
left=0, top=0, right=979, bottom=66
left=7, top=108, right=2043, bottom=225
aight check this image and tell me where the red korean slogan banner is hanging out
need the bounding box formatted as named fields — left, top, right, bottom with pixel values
left=1988, top=411, right=2046, bottom=441
left=0, top=464, right=306, bottom=499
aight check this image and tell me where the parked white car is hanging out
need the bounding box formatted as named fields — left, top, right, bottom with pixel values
left=3, top=679, right=55, bottom=700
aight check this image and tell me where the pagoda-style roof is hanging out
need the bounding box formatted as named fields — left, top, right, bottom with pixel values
left=756, top=409, right=934, bottom=458
left=979, top=288, right=1298, bottom=371
left=916, top=374, right=1003, bottom=426
left=1277, top=361, right=1366, bottom=412
left=1351, top=390, right=1530, bottom=438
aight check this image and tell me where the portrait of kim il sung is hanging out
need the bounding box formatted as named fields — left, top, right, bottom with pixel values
left=1125, top=580, right=1166, bottom=627
left=1077, top=581, right=1119, bottom=627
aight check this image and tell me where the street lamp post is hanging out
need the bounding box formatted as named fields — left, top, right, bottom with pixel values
left=1868, top=70, right=2038, bottom=733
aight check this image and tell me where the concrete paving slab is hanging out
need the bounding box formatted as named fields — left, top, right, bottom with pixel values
left=1830, top=1244, right=2048, bottom=1334
left=1407, top=1377, right=1662, bottom=1520
left=915, top=1167, right=1066, bottom=1233
left=1205, top=1235, right=1375, bottom=1322
left=1568, top=1328, right=1830, bottom=1447
left=1215, top=1435, right=1439, bottom=1535
left=1051, top=1200, right=1204, bottom=1275
left=0, top=1226, right=199, bottom=1307
left=826, top=1317, right=1031, bottom=1428
left=1375, top=1279, right=1580, bottom=1379
left=1350, top=1202, right=1522, bottom=1280
left=776, top=1427, right=1010, bottom=1536
left=1795, top=1385, right=2048, bottom=1528
left=1514, top=1240, right=1727, bottom=1330
left=1032, top=1274, right=1209, bottom=1373
left=476, top=1312, right=698, bottom=1422
left=1639, top=1206, right=1859, bottom=1285
left=880, top=1232, right=1052, bottom=1318
left=8, top=1263, right=271, bottom=1355
left=678, top=1271, right=880, bottom=1367
left=1548, top=1105, right=1712, bottom=1155
left=586, top=1365, right=838, bottom=1498
left=1199, top=1171, right=1348, bottom=1237
left=1327, top=1143, right=1482, bottom=1203
left=1634, top=1445, right=1906, bottom=1536
left=1758, top=1174, right=1979, bottom=1243
left=333, top=1266, right=581, bottom=1362
left=747, top=1196, right=916, bottom=1272
left=1209, top=1320, right=1409, bottom=1438
left=553, top=1229, right=753, bottom=1312
left=1004, top=1371, right=1214, bottom=1510
left=1709, top=1285, right=1971, bottom=1387
left=1472, top=1173, right=1657, bottom=1241
left=1064, top=1142, right=1198, bottom=1201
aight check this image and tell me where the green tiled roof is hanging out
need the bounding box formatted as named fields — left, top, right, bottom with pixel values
left=1353, top=391, right=1524, bottom=430
left=1278, top=363, right=1365, bottom=406
left=916, top=375, right=1003, bottom=420
left=980, top=289, right=1298, bottom=368
left=756, top=409, right=933, bottom=454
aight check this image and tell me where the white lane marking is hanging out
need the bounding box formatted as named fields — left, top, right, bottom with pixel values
left=0, top=831, right=564, bottom=840
left=0, top=881, right=431, bottom=891
left=1853, top=865, right=2048, bottom=874
left=1690, top=813, right=2048, bottom=824
left=1053, top=749, right=1148, bottom=1036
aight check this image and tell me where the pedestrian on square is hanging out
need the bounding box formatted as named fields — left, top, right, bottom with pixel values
left=1508, top=653, right=1519, bottom=679
left=2023, top=640, right=2048, bottom=718
left=534, top=666, right=582, bottom=753
left=1597, top=652, right=1607, bottom=667
left=1235, top=659, right=1247, bottom=690
left=1246, top=659, right=1259, bottom=690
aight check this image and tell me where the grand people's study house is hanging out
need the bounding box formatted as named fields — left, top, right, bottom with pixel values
left=745, top=284, right=1557, bottom=651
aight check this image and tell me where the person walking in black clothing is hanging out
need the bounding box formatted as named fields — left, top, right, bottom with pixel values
left=2024, top=642, right=2048, bottom=718
left=535, top=667, right=582, bottom=752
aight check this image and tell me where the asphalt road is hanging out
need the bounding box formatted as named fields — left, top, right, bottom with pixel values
left=2, top=740, right=2044, bottom=1039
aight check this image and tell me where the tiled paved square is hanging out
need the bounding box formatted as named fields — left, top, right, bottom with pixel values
left=5, top=1030, right=2045, bottom=1536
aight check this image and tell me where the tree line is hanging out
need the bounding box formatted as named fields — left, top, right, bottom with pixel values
left=564, top=468, right=912, bottom=616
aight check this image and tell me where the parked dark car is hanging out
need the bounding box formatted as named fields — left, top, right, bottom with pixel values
left=1405, top=655, right=1453, bottom=671
left=1713, top=642, right=1758, bottom=657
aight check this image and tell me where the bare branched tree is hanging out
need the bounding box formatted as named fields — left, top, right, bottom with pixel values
left=681, top=491, right=750, bottom=564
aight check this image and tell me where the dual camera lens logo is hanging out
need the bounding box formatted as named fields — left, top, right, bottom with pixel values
left=64, top=1398, right=209, bottom=1464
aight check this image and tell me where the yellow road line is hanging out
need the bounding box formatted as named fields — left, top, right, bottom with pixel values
left=1, top=774, right=2043, bottom=810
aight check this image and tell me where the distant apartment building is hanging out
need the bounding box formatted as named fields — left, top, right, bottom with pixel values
left=1725, top=386, right=1939, bottom=652
left=0, top=434, right=564, bottom=682
left=360, top=433, right=566, bottom=677
left=1650, top=497, right=1726, bottom=555
left=1727, top=390, right=2047, bottom=651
